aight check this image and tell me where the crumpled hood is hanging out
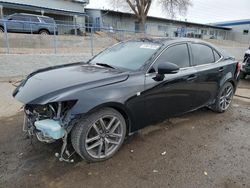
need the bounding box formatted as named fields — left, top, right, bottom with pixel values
left=13, top=63, right=129, bottom=104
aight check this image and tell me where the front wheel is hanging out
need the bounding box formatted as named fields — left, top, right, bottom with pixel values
left=71, top=108, right=126, bottom=162
left=211, top=82, right=234, bottom=113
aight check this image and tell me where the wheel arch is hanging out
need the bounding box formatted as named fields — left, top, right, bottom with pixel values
left=219, top=72, right=235, bottom=88
left=77, top=102, right=134, bottom=136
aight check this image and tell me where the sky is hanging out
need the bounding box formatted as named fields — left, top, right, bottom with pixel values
left=86, top=0, right=250, bottom=24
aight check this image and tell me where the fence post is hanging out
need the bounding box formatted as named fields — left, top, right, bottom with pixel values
left=74, top=15, right=77, bottom=36
left=3, top=20, right=9, bottom=54
left=122, top=30, right=125, bottom=41
left=29, top=18, right=33, bottom=34
left=90, top=27, right=94, bottom=56
left=53, top=24, right=57, bottom=54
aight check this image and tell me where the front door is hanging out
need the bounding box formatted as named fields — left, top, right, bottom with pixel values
left=144, top=43, right=199, bottom=124
left=7, top=15, right=25, bottom=33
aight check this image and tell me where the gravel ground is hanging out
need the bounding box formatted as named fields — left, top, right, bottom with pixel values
left=0, top=79, right=250, bottom=188
left=0, top=54, right=91, bottom=81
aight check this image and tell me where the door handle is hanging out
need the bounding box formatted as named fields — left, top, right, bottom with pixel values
left=186, top=74, right=197, bottom=82
left=219, top=67, right=225, bottom=72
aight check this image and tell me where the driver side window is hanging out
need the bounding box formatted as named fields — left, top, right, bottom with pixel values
left=151, top=43, right=190, bottom=72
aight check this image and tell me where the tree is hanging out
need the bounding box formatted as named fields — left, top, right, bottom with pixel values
left=107, top=0, right=192, bottom=32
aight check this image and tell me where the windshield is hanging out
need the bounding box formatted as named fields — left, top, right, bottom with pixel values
left=89, top=41, right=161, bottom=70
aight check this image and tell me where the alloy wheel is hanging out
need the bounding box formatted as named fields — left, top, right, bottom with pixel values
left=85, top=115, right=124, bottom=159
left=219, top=84, right=234, bottom=111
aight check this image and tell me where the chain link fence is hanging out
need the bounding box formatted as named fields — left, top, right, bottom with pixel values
left=0, top=19, right=248, bottom=60
left=0, top=19, right=150, bottom=55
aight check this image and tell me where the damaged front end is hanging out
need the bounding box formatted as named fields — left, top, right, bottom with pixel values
left=24, top=100, right=77, bottom=162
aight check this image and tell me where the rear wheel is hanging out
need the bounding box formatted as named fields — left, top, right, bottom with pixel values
left=39, top=30, right=49, bottom=35
left=211, top=82, right=234, bottom=113
left=0, top=27, right=4, bottom=33
left=71, top=108, right=126, bottom=162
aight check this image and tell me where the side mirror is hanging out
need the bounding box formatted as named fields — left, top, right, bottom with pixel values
left=158, top=62, right=179, bottom=75
left=153, top=62, right=179, bottom=81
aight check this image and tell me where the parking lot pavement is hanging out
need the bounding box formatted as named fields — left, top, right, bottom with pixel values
left=0, top=78, right=249, bottom=188
left=0, top=98, right=250, bottom=188
left=0, top=82, right=22, bottom=118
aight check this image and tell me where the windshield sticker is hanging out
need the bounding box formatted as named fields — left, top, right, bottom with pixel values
left=140, top=44, right=160, bottom=50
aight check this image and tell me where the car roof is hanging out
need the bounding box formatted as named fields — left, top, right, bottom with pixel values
left=132, top=37, right=232, bottom=59
left=141, top=37, right=210, bottom=44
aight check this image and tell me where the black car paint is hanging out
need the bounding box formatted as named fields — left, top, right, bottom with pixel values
left=13, top=38, right=239, bottom=133
left=242, top=50, right=250, bottom=76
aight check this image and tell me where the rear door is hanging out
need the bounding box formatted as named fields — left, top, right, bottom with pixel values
left=189, top=42, right=224, bottom=106
left=23, top=16, right=40, bottom=33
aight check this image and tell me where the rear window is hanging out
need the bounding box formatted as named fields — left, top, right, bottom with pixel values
left=40, top=17, right=55, bottom=24
left=29, top=16, right=40, bottom=23
left=191, top=43, right=215, bottom=66
left=213, top=50, right=221, bottom=61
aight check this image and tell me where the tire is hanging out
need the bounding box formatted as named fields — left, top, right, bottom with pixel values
left=39, top=30, right=49, bottom=35
left=0, top=27, right=4, bottom=33
left=71, top=107, right=127, bottom=162
left=211, top=82, right=234, bottom=113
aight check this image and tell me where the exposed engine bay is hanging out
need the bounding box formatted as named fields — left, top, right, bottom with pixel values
left=24, top=101, right=77, bottom=162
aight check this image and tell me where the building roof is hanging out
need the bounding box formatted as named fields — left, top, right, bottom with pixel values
left=211, top=19, right=250, bottom=27
left=85, top=8, right=231, bottom=30
left=0, top=0, right=88, bottom=15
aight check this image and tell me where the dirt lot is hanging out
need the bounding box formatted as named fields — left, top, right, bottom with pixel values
left=0, top=80, right=250, bottom=188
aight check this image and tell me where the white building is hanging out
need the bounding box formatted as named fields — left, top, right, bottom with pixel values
left=86, top=8, right=231, bottom=40
left=212, top=19, right=250, bottom=43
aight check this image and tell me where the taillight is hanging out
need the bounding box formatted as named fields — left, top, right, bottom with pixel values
left=236, top=62, right=241, bottom=73
left=236, top=62, right=241, bottom=77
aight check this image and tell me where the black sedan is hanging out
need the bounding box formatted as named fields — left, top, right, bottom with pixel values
left=13, top=38, right=240, bottom=162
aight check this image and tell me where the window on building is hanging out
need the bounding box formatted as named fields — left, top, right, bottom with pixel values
left=219, top=31, right=224, bottom=36
left=201, top=30, right=207, bottom=35
left=243, top=30, right=249, bottom=35
left=191, top=43, right=215, bottom=65
left=155, top=44, right=190, bottom=68
left=158, top=25, right=167, bottom=31
left=209, top=30, right=214, bottom=35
